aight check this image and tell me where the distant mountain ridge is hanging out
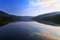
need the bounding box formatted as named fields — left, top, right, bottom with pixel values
left=21, top=16, right=34, bottom=21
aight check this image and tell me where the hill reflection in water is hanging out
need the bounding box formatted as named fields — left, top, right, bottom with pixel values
left=33, top=11, right=60, bottom=26
left=0, top=21, right=60, bottom=40
left=0, top=19, right=34, bottom=26
left=0, top=11, right=60, bottom=40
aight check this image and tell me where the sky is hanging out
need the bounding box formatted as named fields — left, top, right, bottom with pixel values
left=0, top=0, right=60, bottom=16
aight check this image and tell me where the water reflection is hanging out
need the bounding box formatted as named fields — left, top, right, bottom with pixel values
left=0, top=16, right=60, bottom=40
left=0, top=21, right=60, bottom=40
left=0, top=19, right=34, bottom=26
left=0, top=20, right=20, bottom=26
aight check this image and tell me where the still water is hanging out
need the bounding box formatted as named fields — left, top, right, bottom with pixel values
left=0, top=21, right=60, bottom=40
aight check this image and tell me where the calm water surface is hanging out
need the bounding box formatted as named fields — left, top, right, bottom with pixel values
left=0, top=21, right=60, bottom=40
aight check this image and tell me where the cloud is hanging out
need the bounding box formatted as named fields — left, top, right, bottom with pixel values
left=34, top=31, right=60, bottom=40
left=25, top=0, right=60, bottom=16
left=29, top=0, right=57, bottom=7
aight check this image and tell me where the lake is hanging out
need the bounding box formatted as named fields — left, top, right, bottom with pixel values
left=0, top=21, right=60, bottom=40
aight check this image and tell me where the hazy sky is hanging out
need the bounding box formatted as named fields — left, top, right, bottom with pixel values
left=0, top=0, right=60, bottom=16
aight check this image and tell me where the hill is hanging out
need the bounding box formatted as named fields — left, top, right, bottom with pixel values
left=33, top=11, right=60, bottom=26
left=0, top=11, right=21, bottom=26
